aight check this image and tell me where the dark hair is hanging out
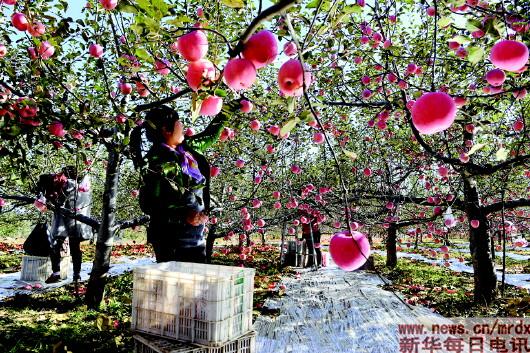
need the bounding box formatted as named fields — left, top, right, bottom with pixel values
left=145, top=105, right=180, bottom=134
left=130, top=105, right=180, bottom=170
left=62, top=165, right=78, bottom=180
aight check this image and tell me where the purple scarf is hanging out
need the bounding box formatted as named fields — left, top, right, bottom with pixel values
left=162, top=143, right=205, bottom=183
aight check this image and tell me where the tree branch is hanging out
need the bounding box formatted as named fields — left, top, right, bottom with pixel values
left=483, top=198, right=530, bottom=215
left=134, top=88, right=192, bottom=112
left=118, top=215, right=150, bottom=230
left=0, top=193, right=100, bottom=229
left=323, top=100, right=391, bottom=108
left=228, top=0, right=299, bottom=58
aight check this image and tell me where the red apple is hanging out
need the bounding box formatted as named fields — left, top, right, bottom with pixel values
left=513, top=119, right=524, bottom=132
left=426, top=6, right=436, bottom=16
left=178, top=29, right=208, bottom=62
left=313, top=132, right=325, bottom=144
left=37, top=41, right=55, bottom=59
left=235, top=159, right=245, bottom=168
left=278, top=59, right=312, bottom=97
left=412, top=92, right=457, bottom=134
left=490, top=40, right=529, bottom=72
left=242, top=30, right=278, bottom=69
left=210, top=166, right=220, bottom=177
left=240, top=99, right=253, bottom=113
left=329, top=231, right=371, bottom=271
left=200, top=96, right=222, bottom=116
left=249, top=119, right=261, bottom=131
left=115, top=114, right=127, bottom=124
left=48, top=122, right=66, bottom=137
left=438, top=165, right=449, bottom=177
left=11, top=13, right=28, bottom=31
left=89, top=43, right=104, bottom=58
left=186, top=59, right=215, bottom=91
left=100, top=0, right=118, bottom=10
left=284, top=41, right=297, bottom=56
left=119, top=82, right=132, bottom=95
left=267, top=125, right=280, bottom=136
left=154, top=59, right=172, bottom=75
left=223, top=58, right=257, bottom=91
left=28, top=22, right=46, bottom=37
left=485, top=68, right=505, bottom=86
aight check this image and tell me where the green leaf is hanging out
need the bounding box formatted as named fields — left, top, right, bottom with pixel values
left=214, top=88, right=227, bottom=98
left=191, top=94, right=201, bottom=123
left=166, top=15, right=193, bottom=27
left=495, top=147, right=508, bottom=161
left=465, top=19, right=482, bottom=32
left=342, top=4, right=362, bottom=14
left=136, top=0, right=151, bottom=12
left=152, top=0, right=169, bottom=18
left=482, top=17, right=499, bottom=37
left=307, top=0, right=331, bottom=10
left=317, top=25, right=330, bottom=35
left=134, top=48, right=153, bottom=63
left=299, top=110, right=312, bottom=122
left=493, top=19, right=506, bottom=38
left=286, top=97, right=296, bottom=114
left=467, top=46, right=484, bottom=64
left=438, top=17, right=452, bottom=28
left=467, top=143, right=485, bottom=156
left=117, top=4, right=137, bottom=13
left=96, top=314, right=112, bottom=331
left=343, top=149, right=357, bottom=161
left=221, top=0, right=245, bottom=8
left=143, top=16, right=161, bottom=33
left=451, top=35, right=471, bottom=45
left=280, top=117, right=300, bottom=136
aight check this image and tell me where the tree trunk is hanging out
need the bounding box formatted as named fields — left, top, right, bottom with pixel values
left=463, top=177, right=497, bottom=304
left=490, top=231, right=496, bottom=260
left=85, top=148, right=121, bottom=309
left=279, top=221, right=286, bottom=268
left=363, top=229, right=375, bottom=270
left=386, top=225, right=398, bottom=268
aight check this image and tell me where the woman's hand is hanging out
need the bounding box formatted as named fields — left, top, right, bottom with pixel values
left=185, top=210, right=208, bottom=226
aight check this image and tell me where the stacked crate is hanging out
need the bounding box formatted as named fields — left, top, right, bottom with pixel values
left=131, top=262, right=256, bottom=353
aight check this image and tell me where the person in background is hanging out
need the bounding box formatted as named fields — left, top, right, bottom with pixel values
left=300, top=209, right=322, bottom=268
left=132, top=103, right=236, bottom=263
left=45, top=166, right=93, bottom=284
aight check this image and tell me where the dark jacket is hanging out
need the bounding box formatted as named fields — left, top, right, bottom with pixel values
left=140, top=110, right=229, bottom=247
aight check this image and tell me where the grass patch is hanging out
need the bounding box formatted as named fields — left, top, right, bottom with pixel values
left=0, top=274, right=134, bottom=353
left=373, top=254, right=530, bottom=317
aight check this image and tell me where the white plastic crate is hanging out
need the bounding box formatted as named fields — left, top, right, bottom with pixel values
left=133, top=331, right=256, bottom=353
left=20, top=255, right=70, bottom=282
left=132, top=262, right=255, bottom=346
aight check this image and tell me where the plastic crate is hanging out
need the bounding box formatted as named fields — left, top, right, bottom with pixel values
left=133, top=331, right=256, bottom=353
left=20, top=255, right=70, bottom=282
left=132, top=262, right=255, bottom=346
